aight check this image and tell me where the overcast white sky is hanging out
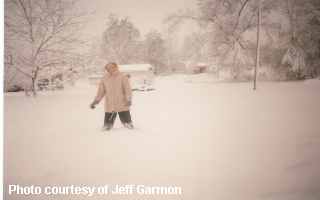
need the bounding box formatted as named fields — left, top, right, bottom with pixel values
left=81, top=0, right=199, bottom=39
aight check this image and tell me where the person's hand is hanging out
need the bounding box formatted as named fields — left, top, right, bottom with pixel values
left=125, top=99, right=132, bottom=107
left=90, top=100, right=99, bottom=109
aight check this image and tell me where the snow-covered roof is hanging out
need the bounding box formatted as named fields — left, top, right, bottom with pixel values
left=195, top=62, right=207, bottom=67
left=175, top=61, right=207, bottom=67
left=119, top=64, right=154, bottom=72
left=175, top=61, right=187, bottom=65
left=88, top=75, right=103, bottom=78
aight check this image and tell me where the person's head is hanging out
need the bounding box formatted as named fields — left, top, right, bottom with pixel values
left=105, top=62, right=117, bottom=74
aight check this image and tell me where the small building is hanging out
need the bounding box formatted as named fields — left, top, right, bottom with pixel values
left=169, top=62, right=207, bottom=74
left=171, top=62, right=188, bottom=74
left=39, top=73, right=63, bottom=82
left=51, top=73, right=63, bottom=82
left=119, top=64, right=154, bottom=79
left=88, top=64, right=154, bottom=85
left=38, top=73, right=64, bottom=90
left=88, top=75, right=103, bottom=85
left=119, top=64, right=155, bottom=91
left=193, top=62, right=207, bottom=74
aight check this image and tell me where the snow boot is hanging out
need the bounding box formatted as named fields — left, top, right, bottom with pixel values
left=102, top=124, right=111, bottom=131
left=123, top=122, right=134, bottom=129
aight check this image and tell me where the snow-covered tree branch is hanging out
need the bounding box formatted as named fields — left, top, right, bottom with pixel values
left=4, top=0, right=95, bottom=96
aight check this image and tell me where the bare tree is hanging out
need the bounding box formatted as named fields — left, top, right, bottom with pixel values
left=4, top=0, right=94, bottom=96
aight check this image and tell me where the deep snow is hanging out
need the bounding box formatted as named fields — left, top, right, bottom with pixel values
left=3, top=76, right=320, bottom=200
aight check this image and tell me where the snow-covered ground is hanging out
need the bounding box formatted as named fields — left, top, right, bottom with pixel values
left=3, top=76, right=320, bottom=200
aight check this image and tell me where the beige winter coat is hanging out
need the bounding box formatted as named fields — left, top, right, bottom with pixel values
left=94, top=64, right=132, bottom=112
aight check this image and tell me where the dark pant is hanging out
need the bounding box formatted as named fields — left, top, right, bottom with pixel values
left=104, top=111, right=132, bottom=127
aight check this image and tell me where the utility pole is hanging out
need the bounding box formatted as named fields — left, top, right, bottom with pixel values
left=254, top=0, right=261, bottom=90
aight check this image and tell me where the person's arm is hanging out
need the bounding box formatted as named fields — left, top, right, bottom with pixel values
left=90, top=79, right=106, bottom=109
left=123, top=75, right=132, bottom=106
left=95, top=79, right=106, bottom=102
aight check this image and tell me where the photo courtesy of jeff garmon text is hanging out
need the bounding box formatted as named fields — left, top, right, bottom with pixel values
left=3, top=0, right=320, bottom=199
left=8, top=185, right=182, bottom=196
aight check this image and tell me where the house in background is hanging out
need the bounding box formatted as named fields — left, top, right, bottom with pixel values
left=88, top=75, right=103, bottom=85
left=51, top=73, right=64, bottom=82
left=119, top=64, right=154, bottom=79
left=193, top=62, right=207, bottom=74
left=169, top=62, right=208, bottom=74
left=37, top=72, right=64, bottom=90
left=38, top=73, right=63, bottom=82
left=171, top=62, right=188, bottom=74
left=119, top=64, right=155, bottom=91
left=88, top=64, right=154, bottom=85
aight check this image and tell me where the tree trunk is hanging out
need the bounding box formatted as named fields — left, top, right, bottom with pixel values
left=25, top=84, right=30, bottom=97
left=70, top=71, right=75, bottom=86
left=32, top=78, right=38, bottom=97
left=48, top=76, right=52, bottom=90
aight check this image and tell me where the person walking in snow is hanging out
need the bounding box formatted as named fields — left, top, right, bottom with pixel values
left=90, top=62, right=134, bottom=131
